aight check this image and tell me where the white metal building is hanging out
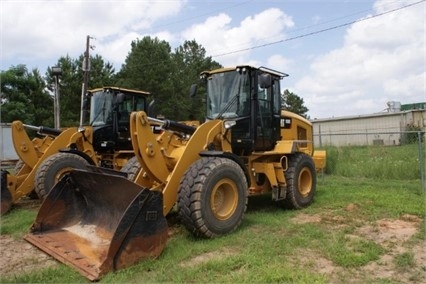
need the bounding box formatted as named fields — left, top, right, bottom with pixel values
left=311, top=109, right=426, bottom=147
left=0, top=123, right=18, bottom=161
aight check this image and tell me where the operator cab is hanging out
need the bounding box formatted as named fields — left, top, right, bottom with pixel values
left=85, top=87, right=150, bottom=153
left=202, top=66, right=288, bottom=155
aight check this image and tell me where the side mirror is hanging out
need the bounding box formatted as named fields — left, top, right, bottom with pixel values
left=259, top=74, right=272, bottom=89
left=115, top=92, right=125, bottom=104
left=148, top=99, right=156, bottom=117
left=189, top=84, right=197, bottom=97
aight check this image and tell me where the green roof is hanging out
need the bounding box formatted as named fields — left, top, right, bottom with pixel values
left=401, top=102, right=426, bottom=111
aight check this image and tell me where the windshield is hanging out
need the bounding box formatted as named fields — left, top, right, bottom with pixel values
left=89, top=90, right=147, bottom=126
left=90, top=91, right=114, bottom=126
left=206, top=70, right=250, bottom=119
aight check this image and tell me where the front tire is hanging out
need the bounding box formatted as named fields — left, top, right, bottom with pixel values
left=120, top=156, right=141, bottom=181
left=34, top=153, right=89, bottom=199
left=178, top=157, right=248, bottom=238
left=279, top=153, right=316, bottom=209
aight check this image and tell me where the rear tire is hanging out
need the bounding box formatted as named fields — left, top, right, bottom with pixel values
left=14, top=159, right=25, bottom=174
left=34, top=153, right=89, bottom=200
left=279, top=153, right=316, bottom=209
left=120, top=156, right=141, bottom=182
left=178, top=157, right=248, bottom=238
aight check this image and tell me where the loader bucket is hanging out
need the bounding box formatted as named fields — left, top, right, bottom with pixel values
left=24, top=169, right=168, bottom=281
left=1, top=170, right=12, bottom=215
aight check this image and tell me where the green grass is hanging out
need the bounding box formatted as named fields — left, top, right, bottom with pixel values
left=323, top=144, right=423, bottom=180
left=1, top=144, right=425, bottom=283
left=0, top=206, right=37, bottom=237
left=3, top=176, right=424, bottom=283
left=394, top=252, right=415, bottom=271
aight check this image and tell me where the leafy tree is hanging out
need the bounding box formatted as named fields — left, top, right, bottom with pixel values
left=281, top=89, right=309, bottom=118
left=1, top=65, right=53, bottom=126
left=116, top=37, right=222, bottom=120
left=115, top=36, right=173, bottom=118
left=170, top=40, right=222, bottom=121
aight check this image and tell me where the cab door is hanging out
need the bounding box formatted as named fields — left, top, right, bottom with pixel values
left=254, top=77, right=281, bottom=151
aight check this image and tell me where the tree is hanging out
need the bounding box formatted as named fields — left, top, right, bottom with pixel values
left=1, top=65, right=53, bottom=126
left=115, top=36, right=173, bottom=118
left=116, top=37, right=222, bottom=120
left=281, top=89, right=309, bottom=118
left=169, top=40, right=222, bottom=121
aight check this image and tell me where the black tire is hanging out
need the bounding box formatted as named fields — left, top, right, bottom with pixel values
left=1, top=170, right=12, bottom=215
left=34, top=153, right=89, bottom=200
left=177, top=157, right=248, bottom=238
left=14, top=159, right=25, bottom=174
left=279, top=153, right=316, bottom=209
left=120, top=156, right=141, bottom=182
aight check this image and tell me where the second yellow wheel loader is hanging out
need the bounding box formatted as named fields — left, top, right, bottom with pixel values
left=0, top=87, right=151, bottom=215
left=24, top=66, right=326, bottom=280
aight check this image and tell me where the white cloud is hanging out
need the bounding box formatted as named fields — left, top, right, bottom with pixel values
left=1, top=0, right=185, bottom=65
left=293, top=0, right=425, bottom=118
left=266, top=55, right=292, bottom=74
left=384, top=71, right=426, bottom=98
left=96, top=32, right=141, bottom=70
left=181, top=8, right=294, bottom=66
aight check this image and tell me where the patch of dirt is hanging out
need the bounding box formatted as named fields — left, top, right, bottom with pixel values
left=291, top=213, right=322, bottom=224
left=0, top=198, right=57, bottom=278
left=356, top=217, right=420, bottom=245
left=12, top=197, right=42, bottom=211
left=179, top=248, right=239, bottom=268
left=0, top=235, right=58, bottom=277
left=294, top=212, right=425, bottom=283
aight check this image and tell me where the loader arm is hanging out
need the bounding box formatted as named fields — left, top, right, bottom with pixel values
left=65, top=127, right=98, bottom=164
left=7, top=124, right=79, bottom=202
left=130, top=111, right=171, bottom=185
left=130, top=111, right=230, bottom=215
left=12, top=121, right=42, bottom=168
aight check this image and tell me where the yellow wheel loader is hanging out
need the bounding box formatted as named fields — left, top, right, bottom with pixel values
left=24, top=66, right=326, bottom=280
left=0, top=87, right=151, bottom=215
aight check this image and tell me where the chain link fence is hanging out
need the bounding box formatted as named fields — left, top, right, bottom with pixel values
left=314, top=131, right=426, bottom=191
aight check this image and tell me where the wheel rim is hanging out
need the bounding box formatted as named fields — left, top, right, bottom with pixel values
left=210, top=178, right=238, bottom=220
left=54, top=166, right=74, bottom=183
left=298, top=167, right=313, bottom=197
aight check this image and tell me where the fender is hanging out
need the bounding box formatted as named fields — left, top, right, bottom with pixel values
left=59, top=148, right=97, bottom=165
left=199, top=150, right=251, bottom=187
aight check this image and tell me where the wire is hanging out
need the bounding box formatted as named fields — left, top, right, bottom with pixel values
left=125, top=0, right=424, bottom=68
left=148, top=0, right=254, bottom=31
left=206, top=1, right=382, bottom=54
left=211, top=0, right=425, bottom=58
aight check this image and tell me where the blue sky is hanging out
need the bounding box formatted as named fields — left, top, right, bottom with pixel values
left=1, top=0, right=425, bottom=119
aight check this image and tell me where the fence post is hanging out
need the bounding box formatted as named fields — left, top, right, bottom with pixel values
left=418, top=131, right=425, bottom=190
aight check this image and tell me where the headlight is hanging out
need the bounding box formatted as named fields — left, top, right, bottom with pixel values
left=224, top=120, right=236, bottom=129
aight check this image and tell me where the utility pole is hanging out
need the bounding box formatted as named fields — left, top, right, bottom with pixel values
left=52, top=66, right=62, bottom=129
left=80, top=35, right=94, bottom=127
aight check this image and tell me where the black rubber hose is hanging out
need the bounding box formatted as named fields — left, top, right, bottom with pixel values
left=163, top=120, right=196, bottom=135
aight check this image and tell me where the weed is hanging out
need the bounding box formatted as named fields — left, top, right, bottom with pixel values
left=394, top=252, right=415, bottom=271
